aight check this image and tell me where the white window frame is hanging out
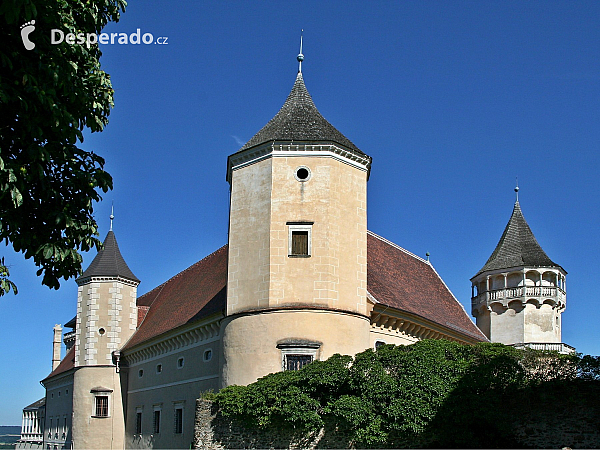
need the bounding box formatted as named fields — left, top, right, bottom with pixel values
left=277, top=342, right=320, bottom=371
left=287, top=222, right=313, bottom=257
left=91, top=391, right=111, bottom=418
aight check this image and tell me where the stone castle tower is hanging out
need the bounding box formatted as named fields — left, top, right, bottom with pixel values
left=72, top=229, right=140, bottom=448
left=470, top=189, right=570, bottom=351
left=221, top=56, right=373, bottom=386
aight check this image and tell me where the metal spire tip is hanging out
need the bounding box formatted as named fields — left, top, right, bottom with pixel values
left=110, top=202, right=115, bottom=231
left=297, top=29, right=304, bottom=73
left=514, top=177, right=519, bottom=202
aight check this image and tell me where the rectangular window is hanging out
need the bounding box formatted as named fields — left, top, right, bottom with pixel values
left=95, top=396, right=109, bottom=417
left=287, top=222, right=313, bottom=257
left=135, top=412, right=142, bottom=434
left=153, top=410, right=161, bottom=434
left=285, top=354, right=313, bottom=371
left=291, top=231, right=309, bottom=255
left=174, top=408, right=183, bottom=434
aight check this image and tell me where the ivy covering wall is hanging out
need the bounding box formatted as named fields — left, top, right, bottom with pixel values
left=205, top=340, right=600, bottom=449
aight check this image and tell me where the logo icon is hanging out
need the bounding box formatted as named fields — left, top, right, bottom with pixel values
left=21, top=20, right=36, bottom=50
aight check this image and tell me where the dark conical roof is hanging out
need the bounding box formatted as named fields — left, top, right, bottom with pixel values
left=78, top=231, right=139, bottom=283
left=475, top=201, right=562, bottom=277
left=239, top=72, right=365, bottom=156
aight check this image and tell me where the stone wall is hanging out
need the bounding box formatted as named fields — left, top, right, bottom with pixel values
left=194, top=383, right=600, bottom=449
left=193, top=399, right=351, bottom=450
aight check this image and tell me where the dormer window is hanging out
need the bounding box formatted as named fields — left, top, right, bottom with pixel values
left=287, top=222, right=313, bottom=257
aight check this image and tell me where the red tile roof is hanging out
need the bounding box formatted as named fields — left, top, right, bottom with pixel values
left=42, top=346, right=75, bottom=382
left=367, top=232, right=487, bottom=341
left=121, top=234, right=485, bottom=351
left=123, top=246, right=227, bottom=350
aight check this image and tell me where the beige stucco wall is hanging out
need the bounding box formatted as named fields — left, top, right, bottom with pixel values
left=524, top=303, right=561, bottom=343
left=72, top=366, right=127, bottom=449
left=369, top=326, right=420, bottom=349
left=227, top=153, right=368, bottom=316
left=125, top=340, right=221, bottom=449
left=221, top=310, right=370, bottom=387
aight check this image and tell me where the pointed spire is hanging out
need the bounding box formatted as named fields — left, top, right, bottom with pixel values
left=515, top=178, right=519, bottom=203
left=238, top=59, right=364, bottom=156
left=77, top=231, right=140, bottom=284
left=297, top=29, right=304, bottom=73
left=475, top=201, right=562, bottom=276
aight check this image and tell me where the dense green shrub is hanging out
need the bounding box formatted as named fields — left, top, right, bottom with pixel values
left=214, top=340, right=597, bottom=448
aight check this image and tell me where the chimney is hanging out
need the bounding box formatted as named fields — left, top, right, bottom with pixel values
left=52, top=324, right=62, bottom=371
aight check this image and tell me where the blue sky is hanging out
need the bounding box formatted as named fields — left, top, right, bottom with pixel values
left=2, top=1, right=599, bottom=425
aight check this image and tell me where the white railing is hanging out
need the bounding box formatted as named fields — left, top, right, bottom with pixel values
left=472, top=286, right=565, bottom=305
left=512, top=342, right=576, bottom=354
left=19, top=432, right=44, bottom=443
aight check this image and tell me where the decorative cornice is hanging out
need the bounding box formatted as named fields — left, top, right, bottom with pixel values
left=123, top=314, right=223, bottom=366
left=370, top=304, right=486, bottom=344
left=76, top=275, right=139, bottom=287
left=226, top=142, right=372, bottom=183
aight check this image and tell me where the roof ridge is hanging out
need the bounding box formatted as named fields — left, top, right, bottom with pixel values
left=367, top=230, right=428, bottom=264
left=138, top=244, right=227, bottom=306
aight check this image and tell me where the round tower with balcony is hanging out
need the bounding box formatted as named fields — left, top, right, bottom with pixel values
left=471, top=188, right=572, bottom=353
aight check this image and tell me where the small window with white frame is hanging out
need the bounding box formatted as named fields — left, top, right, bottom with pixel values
left=91, top=387, right=112, bottom=418
left=277, top=342, right=320, bottom=371
left=287, top=222, right=313, bottom=257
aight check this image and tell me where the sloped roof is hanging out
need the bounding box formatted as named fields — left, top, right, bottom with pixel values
left=367, top=232, right=487, bottom=341
left=122, top=235, right=485, bottom=351
left=78, top=231, right=139, bottom=283
left=24, top=398, right=46, bottom=410
left=239, top=72, right=365, bottom=156
left=42, top=346, right=75, bottom=382
left=475, top=201, right=562, bottom=277
left=123, top=246, right=227, bottom=350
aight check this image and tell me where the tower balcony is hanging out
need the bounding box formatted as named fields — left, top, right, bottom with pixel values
left=511, top=342, right=576, bottom=355
left=472, top=286, right=566, bottom=309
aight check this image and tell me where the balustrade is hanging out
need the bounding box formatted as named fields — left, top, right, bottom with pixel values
left=472, top=285, right=565, bottom=305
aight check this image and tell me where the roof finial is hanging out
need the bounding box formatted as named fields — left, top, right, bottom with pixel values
left=297, top=29, right=304, bottom=73
left=426, top=252, right=430, bottom=262
left=110, top=201, right=114, bottom=231
left=514, top=177, right=519, bottom=203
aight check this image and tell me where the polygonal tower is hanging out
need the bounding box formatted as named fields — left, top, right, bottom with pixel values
left=72, top=226, right=140, bottom=448
left=471, top=188, right=571, bottom=352
left=221, top=47, right=373, bottom=386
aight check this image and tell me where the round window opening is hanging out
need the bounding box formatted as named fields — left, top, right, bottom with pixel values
left=98, top=327, right=105, bottom=336
left=295, top=166, right=311, bottom=182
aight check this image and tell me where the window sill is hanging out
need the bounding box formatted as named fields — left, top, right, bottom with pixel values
left=91, top=415, right=111, bottom=419
left=288, top=254, right=311, bottom=258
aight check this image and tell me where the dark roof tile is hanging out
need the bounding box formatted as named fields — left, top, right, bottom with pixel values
left=78, top=231, right=139, bottom=283
left=475, top=202, right=562, bottom=276
left=239, top=72, right=366, bottom=156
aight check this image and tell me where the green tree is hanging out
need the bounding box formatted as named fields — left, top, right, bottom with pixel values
left=0, top=0, right=126, bottom=294
left=214, top=340, right=595, bottom=448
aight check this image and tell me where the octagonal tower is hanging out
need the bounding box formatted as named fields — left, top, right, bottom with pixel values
left=221, top=52, right=372, bottom=386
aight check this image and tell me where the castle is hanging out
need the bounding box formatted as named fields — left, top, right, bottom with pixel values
left=17, top=51, right=571, bottom=449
